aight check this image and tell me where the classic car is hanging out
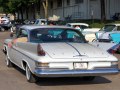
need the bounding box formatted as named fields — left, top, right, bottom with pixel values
left=66, top=23, right=100, bottom=42
left=95, top=23, right=120, bottom=41
left=65, top=23, right=89, bottom=30
left=3, top=25, right=119, bottom=83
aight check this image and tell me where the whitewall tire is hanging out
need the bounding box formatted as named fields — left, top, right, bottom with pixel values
left=6, top=57, right=13, bottom=67
left=25, top=65, right=38, bottom=83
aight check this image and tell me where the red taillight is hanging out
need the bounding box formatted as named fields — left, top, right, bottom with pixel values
left=108, top=49, right=116, bottom=54
left=37, top=44, right=46, bottom=56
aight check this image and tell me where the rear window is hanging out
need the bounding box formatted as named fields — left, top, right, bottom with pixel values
left=30, top=28, right=86, bottom=43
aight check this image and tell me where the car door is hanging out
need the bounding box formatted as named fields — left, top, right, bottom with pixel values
left=9, top=29, right=28, bottom=67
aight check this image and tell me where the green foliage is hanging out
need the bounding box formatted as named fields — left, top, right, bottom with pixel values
left=0, top=0, right=39, bottom=14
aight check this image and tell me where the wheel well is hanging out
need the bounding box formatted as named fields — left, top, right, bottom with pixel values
left=22, top=61, right=27, bottom=70
left=3, top=47, right=7, bottom=55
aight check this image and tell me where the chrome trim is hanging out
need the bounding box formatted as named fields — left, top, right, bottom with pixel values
left=34, top=68, right=119, bottom=77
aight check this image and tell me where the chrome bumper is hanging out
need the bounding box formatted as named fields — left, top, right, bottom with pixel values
left=34, top=68, right=119, bottom=77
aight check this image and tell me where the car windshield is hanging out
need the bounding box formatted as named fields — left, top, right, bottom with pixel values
left=100, top=25, right=116, bottom=32
left=30, top=28, right=86, bottom=43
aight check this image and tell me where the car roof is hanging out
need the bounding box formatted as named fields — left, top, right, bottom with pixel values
left=36, top=19, right=47, bottom=21
left=105, top=23, right=120, bottom=26
left=20, top=25, right=74, bottom=30
left=66, top=23, right=89, bottom=26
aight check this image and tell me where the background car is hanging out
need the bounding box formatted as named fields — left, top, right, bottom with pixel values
left=0, top=17, right=13, bottom=31
left=95, top=23, right=120, bottom=41
left=66, top=23, right=89, bottom=30
left=66, top=23, right=100, bottom=42
left=34, top=19, right=47, bottom=25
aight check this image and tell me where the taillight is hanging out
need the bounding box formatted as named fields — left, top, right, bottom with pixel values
left=37, top=44, right=46, bottom=56
left=108, top=49, right=116, bottom=54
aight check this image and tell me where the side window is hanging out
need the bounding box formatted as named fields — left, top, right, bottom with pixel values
left=117, top=26, right=120, bottom=31
left=34, top=20, right=39, bottom=25
left=17, top=29, right=28, bottom=38
left=66, top=24, right=71, bottom=27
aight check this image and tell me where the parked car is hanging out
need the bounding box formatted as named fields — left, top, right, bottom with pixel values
left=34, top=19, right=47, bottom=25
left=0, top=17, right=13, bottom=31
left=66, top=23, right=100, bottom=42
left=66, top=23, right=89, bottom=30
left=0, top=22, right=13, bottom=31
left=3, top=25, right=119, bottom=83
left=95, top=23, right=120, bottom=41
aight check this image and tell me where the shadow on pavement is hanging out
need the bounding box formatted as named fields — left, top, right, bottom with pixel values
left=36, top=76, right=111, bottom=86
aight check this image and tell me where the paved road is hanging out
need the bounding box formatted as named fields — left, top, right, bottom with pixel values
left=0, top=31, right=120, bottom=90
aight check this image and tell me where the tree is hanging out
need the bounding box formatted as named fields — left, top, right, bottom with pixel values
left=42, top=0, right=48, bottom=19
left=100, top=0, right=106, bottom=22
left=0, top=0, right=10, bottom=15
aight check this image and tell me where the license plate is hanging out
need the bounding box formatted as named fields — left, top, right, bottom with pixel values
left=74, top=63, right=87, bottom=69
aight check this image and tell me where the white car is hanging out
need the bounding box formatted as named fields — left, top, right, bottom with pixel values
left=66, top=23, right=100, bottom=42
left=3, top=25, right=119, bottom=83
left=96, top=23, right=120, bottom=41
left=66, top=23, right=89, bottom=30
left=0, top=17, right=9, bottom=24
left=34, top=19, right=47, bottom=25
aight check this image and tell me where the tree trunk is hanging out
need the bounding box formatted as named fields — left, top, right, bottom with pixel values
left=33, top=4, right=36, bottom=19
left=20, top=7, right=24, bottom=22
left=26, top=7, right=28, bottom=19
left=13, top=12, right=16, bottom=20
left=17, top=11, right=20, bottom=20
left=42, top=0, right=48, bottom=19
left=100, top=0, right=106, bottom=22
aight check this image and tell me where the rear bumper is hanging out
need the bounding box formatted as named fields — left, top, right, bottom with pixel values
left=34, top=68, right=119, bottom=77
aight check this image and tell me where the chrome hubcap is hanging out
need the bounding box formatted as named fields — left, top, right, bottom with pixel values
left=6, top=57, right=9, bottom=66
left=26, top=66, right=31, bottom=80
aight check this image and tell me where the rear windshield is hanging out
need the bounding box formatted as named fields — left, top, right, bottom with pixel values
left=30, top=28, right=86, bottom=43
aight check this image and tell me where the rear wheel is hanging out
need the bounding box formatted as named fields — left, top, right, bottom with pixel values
left=83, top=76, right=96, bottom=81
left=25, top=65, right=38, bottom=83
